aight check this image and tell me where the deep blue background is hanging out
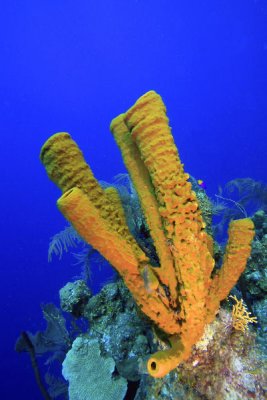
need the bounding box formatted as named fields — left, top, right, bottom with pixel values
left=0, top=1, right=266, bottom=398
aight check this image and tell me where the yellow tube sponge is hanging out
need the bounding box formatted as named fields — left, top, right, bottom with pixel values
left=40, top=132, right=142, bottom=257
left=41, top=91, right=255, bottom=379
left=57, top=187, right=180, bottom=334
left=57, top=187, right=142, bottom=276
left=40, top=132, right=103, bottom=203
left=147, top=336, right=187, bottom=378
left=110, top=114, right=178, bottom=305
left=206, top=218, right=255, bottom=322
left=123, top=92, right=215, bottom=347
left=125, top=91, right=187, bottom=232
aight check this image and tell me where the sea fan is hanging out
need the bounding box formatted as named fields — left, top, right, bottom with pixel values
left=212, top=178, right=267, bottom=241
left=225, top=178, right=267, bottom=211
left=48, top=225, right=84, bottom=262
left=210, top=197, right=229, bottom=216
left=72, top=247, right=95, bottom=282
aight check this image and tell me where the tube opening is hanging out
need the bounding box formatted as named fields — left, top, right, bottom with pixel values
left=150, top=361, right=157, bottom=371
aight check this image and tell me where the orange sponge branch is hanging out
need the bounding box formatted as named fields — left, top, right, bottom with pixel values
left=57, top=187, right=180, bottom=335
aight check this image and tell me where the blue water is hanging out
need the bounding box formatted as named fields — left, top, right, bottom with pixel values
left=1, top=1, right=266, bottom=398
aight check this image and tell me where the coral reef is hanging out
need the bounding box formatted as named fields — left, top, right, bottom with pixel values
left=40, top=91, right=255, bottom=377
left=83, top=280, right=151, bottom=382
left=17, top=183, right=267, bottom=398
left=176, top=309, right=266, bottom=400
left=62, top=337, right=127, bottom=400
left=59, top=280, right=92, bottom=317
left=61, top=279, right=266, bottom=400
left=15, top=304, right=71, bottom=399
left=242, top=210, right=267, bottom=356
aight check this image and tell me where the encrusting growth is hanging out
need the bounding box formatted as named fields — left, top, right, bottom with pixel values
left=40, top=91, right=255, bottom=378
